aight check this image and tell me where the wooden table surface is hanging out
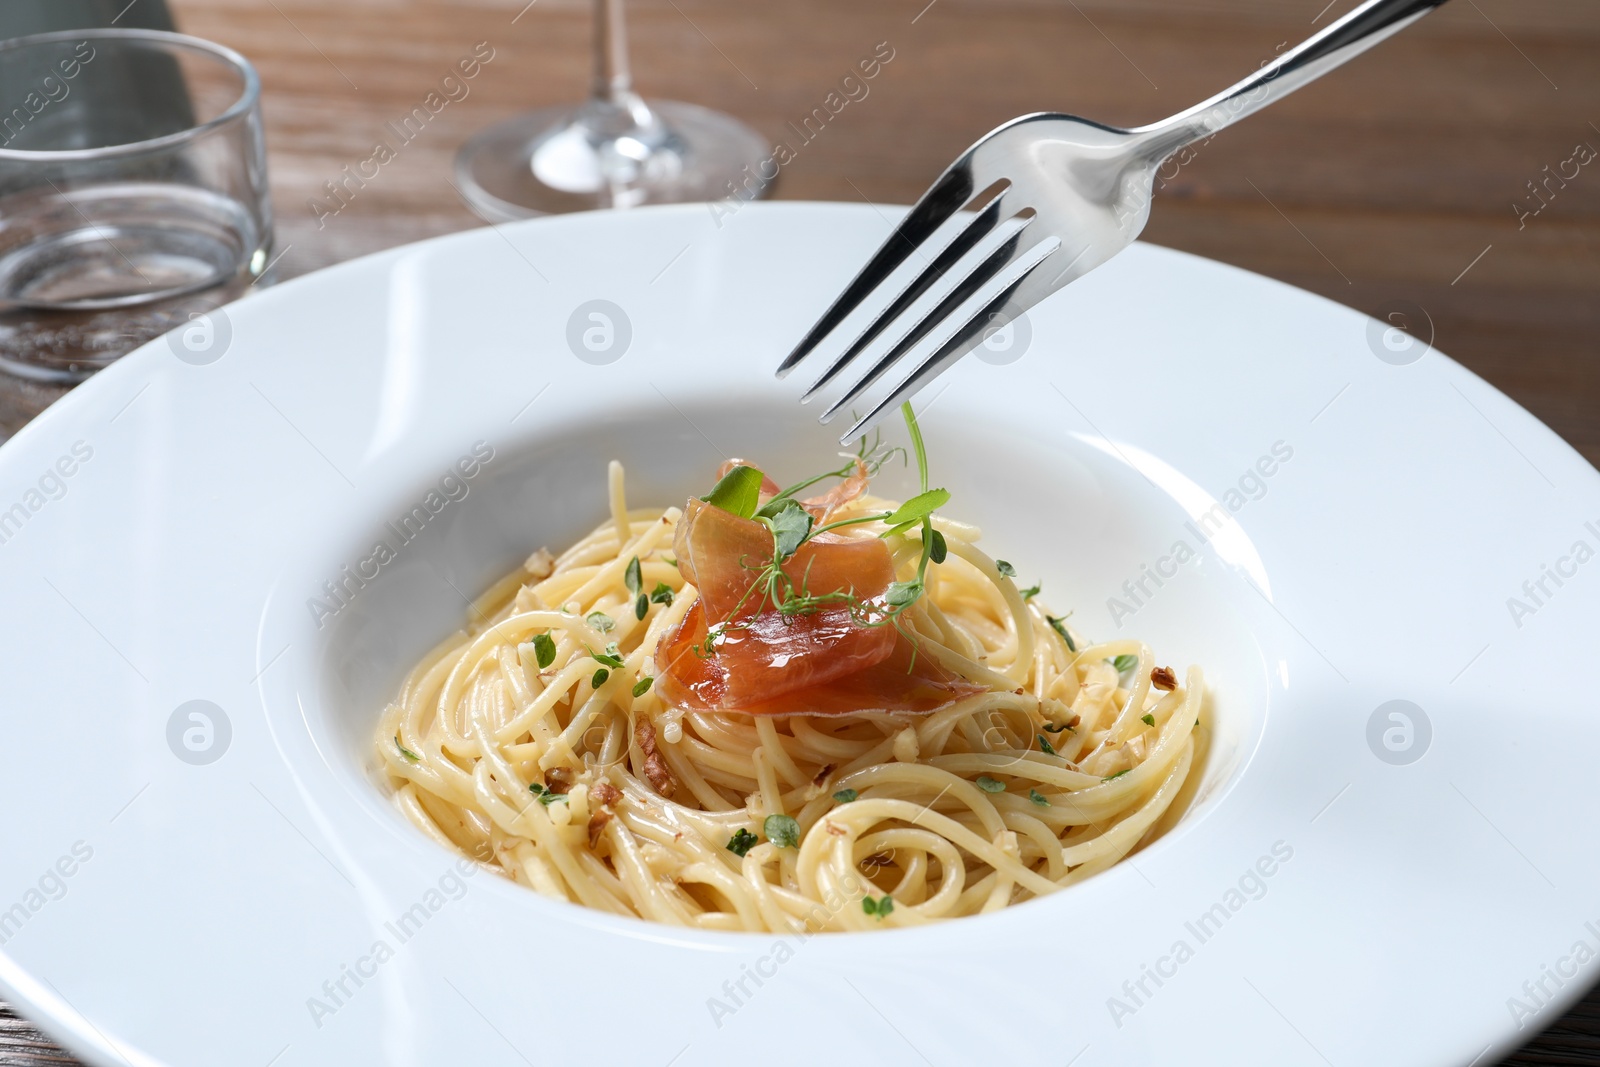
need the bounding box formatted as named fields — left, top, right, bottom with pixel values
left=2, top=0, right=1597, bottom=1063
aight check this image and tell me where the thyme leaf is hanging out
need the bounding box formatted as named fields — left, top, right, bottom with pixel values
left=764, top=814, right=801, bottom=849
left=1047, top=615, right=1077, bottom=652
left=727, top=828, right=759, bottom=856
left=529, top=632, right=557, bottom=669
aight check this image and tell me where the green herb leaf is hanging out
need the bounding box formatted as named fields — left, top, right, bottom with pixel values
left=649, top=582, right=675, bottom=606
left=1103, top=769, right=1132, bottom=782
left=635, top=592, right=649, bottom=620
left=632, top=676, right=654, bottom=698
left=1111, top=654, right=1138, bottom=672
left=587, top=643, right=625, bottom=669
left=591, top=668, right=610, bottom=688
left=885, top=580, right=923, bottom=608
left=996, top=560, right=1017, bottom=577
left=726, top=828, right=759, bottom=856
left=880, top=519, right=921, bottom=540
left=395, top=735, right=420, bottom=762
left=586, top=611, right=614, bottom=633
left=764, top=814, right=801, bottom=849
left=1029, top=788, right=1050, bottom=807
left=832, top=788, right=859, bottom=804
left=769, top=500, right=814, bottom=560
left=1141, top=713, right=1156, bottom=727
left=529, top=782, right=567, bottom=805
left=861, top=893, right=895, bottom=919
left=624, top=556, right=642, bottom=595
left=1047, top=615, right=1077, bottom=652
left=531, top=632, right=557, bottom=669
left=1038, top=734, right=1056, bottom=755
left=1042, top=721, right=1075, bottom=733
left=928, top=528, right=948, bottom=565
left=1020, top=583, right=1041, bottom=599
left=975, top=775, right=1005, bottom=793
left=884, top=488, right=950, bottom=527
left=702, top=464, right=766, bottom=519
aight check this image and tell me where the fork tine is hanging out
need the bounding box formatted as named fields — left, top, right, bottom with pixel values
left=818, top=221, right=1036, bottom=423
left=835, top=244, right=1060, bottom=445
left=800, top=189, right=1010, bottom=402
left=775, top=165, right=975, bottom=379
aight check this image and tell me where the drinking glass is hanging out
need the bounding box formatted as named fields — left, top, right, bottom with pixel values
left=454, top=0, right=770, bottom=219
left=0, top=29, right=273, bottom=382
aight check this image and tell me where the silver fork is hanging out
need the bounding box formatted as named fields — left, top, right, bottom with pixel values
left=779, top=0, right=1453, bottom=443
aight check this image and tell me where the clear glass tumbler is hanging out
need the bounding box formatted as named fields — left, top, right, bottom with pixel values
left=0, top=29, right=273, bottom=382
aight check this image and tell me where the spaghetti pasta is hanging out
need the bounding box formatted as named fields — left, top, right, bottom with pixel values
left=376, top=453, right=1204, bottom=932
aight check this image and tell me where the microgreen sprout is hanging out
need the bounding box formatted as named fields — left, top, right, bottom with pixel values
left=697, top=404, right=950, bottom=649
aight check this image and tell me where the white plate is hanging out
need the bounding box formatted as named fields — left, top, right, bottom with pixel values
left=1, top=203, right=1596, bottom=1067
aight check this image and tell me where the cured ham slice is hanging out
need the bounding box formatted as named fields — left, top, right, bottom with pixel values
left=668, top=497, right=895, bottom=704
left=800, top=458, right=870, bottom=521
left=656, top=601, right=983, bottom=716
left=673, top=498, right=893, bottom=624
left=657, top=481, right=982, bottom=716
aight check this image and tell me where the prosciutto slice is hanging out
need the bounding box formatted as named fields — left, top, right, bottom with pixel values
left=673, top=497, right=892, bottom=623
left=656, top=600, right=982, bottom=715
left=800, top=458, right=870, bottom=522
left=657, top=487, right=982, bottom=715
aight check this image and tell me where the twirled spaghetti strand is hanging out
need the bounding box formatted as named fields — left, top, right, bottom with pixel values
left=376, top=461, right=1204, bottom=931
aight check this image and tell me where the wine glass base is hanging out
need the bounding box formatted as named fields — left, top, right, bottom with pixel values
left=453, top=99, right=772, bottom=221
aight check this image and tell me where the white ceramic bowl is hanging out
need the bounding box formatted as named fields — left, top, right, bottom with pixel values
left=0, top=203, right=1596, bottom=1067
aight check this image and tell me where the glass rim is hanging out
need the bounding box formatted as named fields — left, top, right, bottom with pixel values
left=0, top=28, right=261, bottom=163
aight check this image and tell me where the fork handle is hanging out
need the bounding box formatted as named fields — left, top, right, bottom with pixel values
left=1132, top=0, right=1452, bottom=162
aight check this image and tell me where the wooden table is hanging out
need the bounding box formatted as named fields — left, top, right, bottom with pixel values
left=2, top=0, right=1597, bottom=1063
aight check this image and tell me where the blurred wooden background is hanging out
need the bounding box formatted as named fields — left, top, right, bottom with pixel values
left=3, top=0, right=1599, bottom=1063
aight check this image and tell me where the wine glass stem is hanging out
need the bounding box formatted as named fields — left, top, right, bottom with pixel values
left=591, top=0, right=633, bottom=104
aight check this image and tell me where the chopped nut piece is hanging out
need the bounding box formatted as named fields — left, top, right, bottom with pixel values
left=891, top=728, right=919, bottom=763
left=1150, top=666, right=1177, bottom=691
left=544, top=767, right=575, bottom=794
left=590, top=780, right=622, bottom=807
left=635, top=720, right=678, bottom=799
left=587, top=810, right=612, bottom=846
left=523, top=547, right=555, bottom=580
left=811, top=763, right=835, bottom=787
